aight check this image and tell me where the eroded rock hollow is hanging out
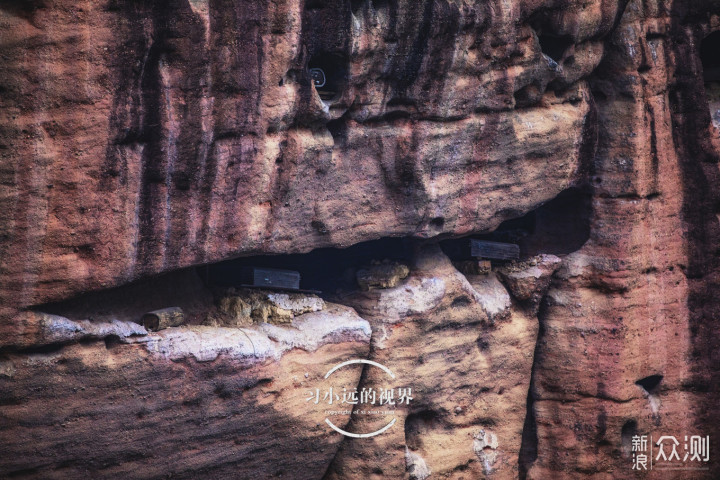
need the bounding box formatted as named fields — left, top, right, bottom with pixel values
left=1, top=0, right=720, bottom=478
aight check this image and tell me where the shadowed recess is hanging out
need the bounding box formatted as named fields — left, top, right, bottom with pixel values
left=635, top=374, right=663, bottom=395
left=440, top=187, right=592, bottom=260
left=620, top=420, right=638, bottom=456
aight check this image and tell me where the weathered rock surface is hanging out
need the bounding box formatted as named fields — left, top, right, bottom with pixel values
left=0, top=311, right=148, bottom=350
left=325, top=246, right=538, bottom=478
left=0, top=305, right=371, bottom=478
left=496, top=254, right=562, bottom=310
left=466, top=271, right=513, bottom=323
left=0, top=0, right=605, bottom=313
left=211, top=288, right=326, bottom=326
left=2, top=0, right=720, bottom=479
left=356, top=260, right=410, bottom=291
left=522, top=2, right=720, bottom=479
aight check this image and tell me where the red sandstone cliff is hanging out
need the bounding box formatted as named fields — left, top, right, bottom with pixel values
left=1, top=0, right=719, bottom=478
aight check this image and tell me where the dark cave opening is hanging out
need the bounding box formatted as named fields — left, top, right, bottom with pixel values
left=440, top=187, right=592, bottom=261
left=35, top=267, right=216, bottom=327
left=635, top=374, right=663, bottom=395
left=36, top=236, right=416, bottom=325
left=620, top=420, right=638, bottom=456
left=350, top=0, right=365, bottom=12
left=206, top=237, right=414, bottom=295
left=701, top=31, right=720, bottom=128
left=538, top=34, right=573, bottom=63
left=521, top=187, right=592, bottom=255
left=304, top=0, right=326, bottom=10
left=308, top=52, right=348, bottom=101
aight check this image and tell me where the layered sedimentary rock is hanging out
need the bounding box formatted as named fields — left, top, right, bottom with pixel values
left=0, top=305, right=371, bottom=478
left=2, top=0, right=720, bottom=479
left=524, top=2, right=720, bottom=478
left=0, top=0, right=610, bottom=312
left=325, top=246, right=540, bottom=478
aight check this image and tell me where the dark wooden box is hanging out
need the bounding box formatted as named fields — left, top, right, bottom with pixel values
left=238, top=267, right=301, bottom=290
left=470, top=239, right=520, bottom=261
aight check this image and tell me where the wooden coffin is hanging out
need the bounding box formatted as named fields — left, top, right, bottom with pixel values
left=238, top=267, right=301, bottom=291
left=141, top=307, right=185, bottom=332
left=470, top=239, right=520, bottom=261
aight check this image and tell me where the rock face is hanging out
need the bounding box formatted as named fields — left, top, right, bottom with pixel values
left=0, top=0, right=603, bottom=311
left=324, top=246, right=538, bottom=478
left=2, top=0, right=720, bottom=479
left=0, top=305, right=372, bottom=478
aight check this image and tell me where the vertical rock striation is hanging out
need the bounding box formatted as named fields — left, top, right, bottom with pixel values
left=1, top=0, right=720, bottom=478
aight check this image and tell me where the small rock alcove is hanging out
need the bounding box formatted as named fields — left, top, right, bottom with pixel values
left=635, top=374, right=663, bottom=421
left=440, top=187, right=592, bottom=262
left=207, top=236, right=413, bottom=295
left=701, top=31, right=720, bottom=128
left=301, top=0, right=352, bottom=105
left=308, top=52, right=348, bottom=101
left=33, top=237, right=416, bottom=329
left=635, top=374, right=663, bottom=395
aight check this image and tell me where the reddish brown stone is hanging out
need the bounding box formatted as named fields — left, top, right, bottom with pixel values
left=2, top=0, right=720, bottom=479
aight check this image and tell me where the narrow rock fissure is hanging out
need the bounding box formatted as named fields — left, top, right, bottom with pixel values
left=518, top=294, right=548, bottom=480
left=27, top=180, right=592, bottom=349
left=32, top=237, right=415, bottom=327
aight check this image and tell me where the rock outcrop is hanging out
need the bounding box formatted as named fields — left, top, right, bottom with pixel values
left=0, top=0, right=604, bottom=312
left=324, top=246, right=538, bottom=478
left=356, top=260, right=410, bottom=291
left=0, top=303, right=371, bottom=478
left=496, top=254, right=562, bottom=311
left=210, top=288, right=326, bottom=325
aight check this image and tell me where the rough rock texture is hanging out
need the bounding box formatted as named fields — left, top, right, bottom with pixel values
left=496, top=254, right=562, bottom=310
left=520, top=2, right=720, bottom=478
left=210, top=288, right=326, bottom=325
left=0, top=0, right=604, bottom=313
left=0, top=305, right=371, bottom=478
left=2, top=0, right=720, bottom=479
left=325, top=246, right=537, bottom=478
left=356, top=260, right=410, bottom=291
